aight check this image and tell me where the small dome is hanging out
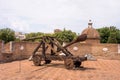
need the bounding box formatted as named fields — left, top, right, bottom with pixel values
left=54, top=29, right=62, bottom=33
left=81, top=20, right=100, bottom=39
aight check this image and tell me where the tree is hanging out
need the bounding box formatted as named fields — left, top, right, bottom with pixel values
left=25, top=32, right=53, bottom=42
left=97, top=26, right=120, bottom=43
left=97, top=27, right=110, bottom=43
left=107, top=32, right=117, bottom=43
left=22, top=28, right=77, bottom=43
left=116, top=30, right=120, bottom=43
left=53, top=29, right=77, bottom=43
left=25, top=32, right=44, bottom=42
left=0, top=28, right=15, bottom=43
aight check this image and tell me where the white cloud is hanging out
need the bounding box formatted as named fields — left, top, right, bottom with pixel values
left=10, top=20, right=30, bottom=32
left=0, top=0, right=120, bottom=33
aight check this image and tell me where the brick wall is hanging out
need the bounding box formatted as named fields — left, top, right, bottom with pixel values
left=91, top=44, right=118, bottom=55
left=0, top=41, right=119, bottom=62
left=12, top=41, right=39, bottom=60
left=68, top=43, right=119, bottom=60
left=91, top=44, right=119, bottom=59
left=67, top=42, right=92, bottom=56
left=85, top=39, right=100, bottom=44
left=0, top=41, right=1, bottom=51
left=0, top=41, right=39, bottom=62
left=0, top=41, right=3, bottom=61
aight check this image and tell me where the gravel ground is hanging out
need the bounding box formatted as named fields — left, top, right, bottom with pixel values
left=0, top=59, right=120, bottom=80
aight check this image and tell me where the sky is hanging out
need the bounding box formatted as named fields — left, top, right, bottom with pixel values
left=0, top=0, right=120, bottom=34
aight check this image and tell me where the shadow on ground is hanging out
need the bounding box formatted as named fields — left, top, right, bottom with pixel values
left=31, top=62, right=96, bottom=72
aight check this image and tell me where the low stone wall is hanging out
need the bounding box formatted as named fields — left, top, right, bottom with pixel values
left=0, top=41, right=39, bottom=62
left=92, top=44, right=120, bottom=60
left=67, top=43, right=92, bottom=56
left=0, top=41, right=119, bottom=63
left=12, top=41, right=39, bottom=60
left=0, top=41, right=3, bottom=62
left=68, top=43, right=120, bottom=60
left=91, top=44, right=118, bottom=55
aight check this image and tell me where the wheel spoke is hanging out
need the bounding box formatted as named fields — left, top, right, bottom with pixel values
left=64, top=59, right=74, bottom=69
left=33, top=55, right=41, bottom=66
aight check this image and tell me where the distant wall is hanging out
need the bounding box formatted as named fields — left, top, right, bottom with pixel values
left=0, top=41, right=2, bottom=52
left=12, top=42, right=39, bottom=60
left=85, top=39, right=100, bottom=44
left=0, top=41, right=39, bottom=62
left=68, top=43, right=119, bottom=60
left=68, top=43, right=92, bottom=56
left=0, top=41, right=120, bottom=62
left=0, top=41, right=3, bottom=61
left=91, top=44, right=118, bottom=55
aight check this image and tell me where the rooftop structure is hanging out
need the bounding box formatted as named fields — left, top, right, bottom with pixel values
left=81, top=20, right=100, bottom=44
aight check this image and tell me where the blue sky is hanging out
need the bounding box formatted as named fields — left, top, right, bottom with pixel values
left=0, top=0, right=120, bottom=34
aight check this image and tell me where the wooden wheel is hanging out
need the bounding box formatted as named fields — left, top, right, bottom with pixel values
left=33, top=55, right=41, bottom=66
left=64, top=58, right=74, bottom=69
